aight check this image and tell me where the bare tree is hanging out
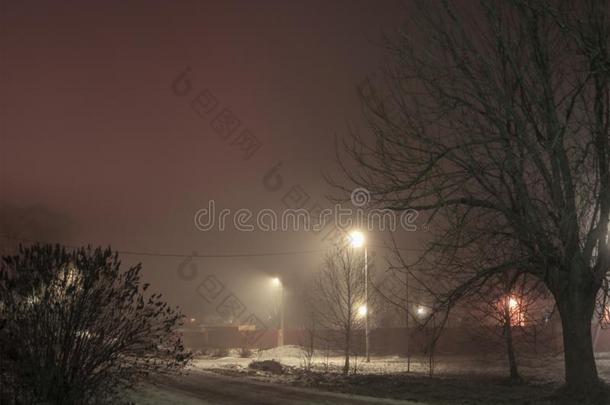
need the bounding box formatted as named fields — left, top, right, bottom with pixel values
left=298, top=310, right=317, bottom=372
left=334, top=0, right=609, bottom=398
left=464, top=273, right=553, bottom=380
left=310, top=245, right=366, bottom=374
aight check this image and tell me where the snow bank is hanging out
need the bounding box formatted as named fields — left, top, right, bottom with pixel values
left=256, top=345, right=304, bottom=360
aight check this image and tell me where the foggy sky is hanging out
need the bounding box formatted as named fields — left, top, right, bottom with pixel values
left=0, top=1, right=416, bottom=324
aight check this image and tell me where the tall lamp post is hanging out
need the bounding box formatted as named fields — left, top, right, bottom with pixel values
left=349, top=230, right=369, bottom=362
left=272, top=277, right=284, bottom=347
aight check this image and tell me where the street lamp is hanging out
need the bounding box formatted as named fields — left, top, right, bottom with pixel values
left=358, top=304, right=367, bottom=318
left=416, top=305, right=427, bottom=317
left=349, top=230, right=370, bottom=362
left=506, top=295, right=524, bottom=327
left=272, top=277, right=284, bottom=347
left=349, top=230, right=365, bottom=248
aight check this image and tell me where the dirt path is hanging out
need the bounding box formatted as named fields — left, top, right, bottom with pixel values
left=155, top=370, right=424, bottom=405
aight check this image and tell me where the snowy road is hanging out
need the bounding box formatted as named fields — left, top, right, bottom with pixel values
left=150, top=370, right=424, bottom=405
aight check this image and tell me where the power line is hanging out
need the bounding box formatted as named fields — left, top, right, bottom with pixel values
left=0, top=234, right=425, bottom=259
left=119, top=248, right=323, bottom=258
left=0, top=235, right=324, bottom=258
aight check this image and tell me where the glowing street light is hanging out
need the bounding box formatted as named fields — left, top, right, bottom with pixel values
left=349, top=230, right=365, bottom=248
left=416, top=305, right=427, bottom=317
left=349, top=229, right=370, bottom=362
left=358, top=305, right=368, bottom=318
left=505, top=295, right=524, bottom=327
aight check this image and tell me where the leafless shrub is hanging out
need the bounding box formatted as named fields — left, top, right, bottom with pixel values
left=0, top=244, right=191, bottom=404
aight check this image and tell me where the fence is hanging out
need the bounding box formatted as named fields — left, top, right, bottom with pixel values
left=181, top=322, right=610, bottom=355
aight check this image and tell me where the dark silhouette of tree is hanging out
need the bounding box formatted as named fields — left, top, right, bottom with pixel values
left=0, top=244, right=191, bottom=404
left=333, top=0, right=609, bottom=399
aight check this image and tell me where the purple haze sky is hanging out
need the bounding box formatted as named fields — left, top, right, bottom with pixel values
left=0, top=1, right=420, bottom=322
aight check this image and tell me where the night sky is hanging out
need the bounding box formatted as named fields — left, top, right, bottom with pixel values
left=0, top=1, right=412, bottom=323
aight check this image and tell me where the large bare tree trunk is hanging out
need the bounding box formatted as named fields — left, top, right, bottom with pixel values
left=556, top=278, right=599, bottom=397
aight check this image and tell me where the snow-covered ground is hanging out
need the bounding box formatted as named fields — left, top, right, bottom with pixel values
left=189, top=344, right=610, bottom=383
